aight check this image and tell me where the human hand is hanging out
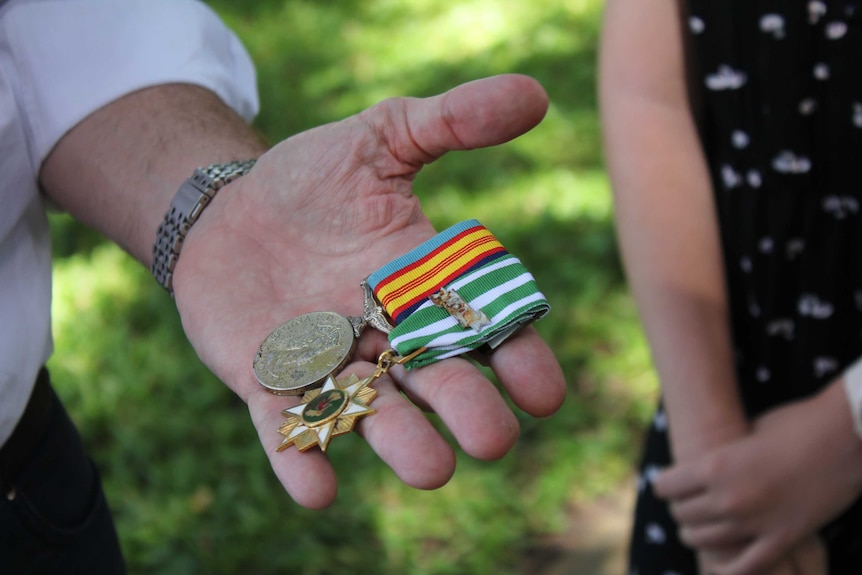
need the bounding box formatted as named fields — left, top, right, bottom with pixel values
left=789, top=536, right=828, bottom=575
left=692, top=535, right=826, bottom=575
left=171, top=74, right=566, bottom=508
left=655, top=383, right=862, bottom=574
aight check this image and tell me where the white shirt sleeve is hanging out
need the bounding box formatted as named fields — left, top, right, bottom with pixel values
left=0, top=0, right=260, bottom=446
left=0, top=0, right=260, bottom=173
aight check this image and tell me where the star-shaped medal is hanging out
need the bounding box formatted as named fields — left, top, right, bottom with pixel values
left=276, top=373, right=377, bottom=452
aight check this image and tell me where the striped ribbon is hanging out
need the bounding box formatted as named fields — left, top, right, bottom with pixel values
left=367, top=220, right=550, bottom=368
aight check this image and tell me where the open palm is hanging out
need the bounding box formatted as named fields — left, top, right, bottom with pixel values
left=171, top=75, right=567, bottom=508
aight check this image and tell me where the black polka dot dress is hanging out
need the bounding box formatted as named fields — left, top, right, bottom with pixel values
left=628, top=2, right=862, bottom=573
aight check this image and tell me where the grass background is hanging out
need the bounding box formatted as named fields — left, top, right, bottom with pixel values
left=48, top=0, right=659, bottom=573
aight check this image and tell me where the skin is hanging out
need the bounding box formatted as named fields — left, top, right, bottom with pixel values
left=39, top=75, right=566, bottom=509
left=654, top=380, right=862, bottom=575
left=600, top=0, right=846, bottom=573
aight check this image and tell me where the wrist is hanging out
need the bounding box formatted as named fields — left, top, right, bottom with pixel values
left=151, top=160, right=257, bottom=296
left=669, top=413, right=750, bottom=461
left=663, top=385, right=749, bottom=461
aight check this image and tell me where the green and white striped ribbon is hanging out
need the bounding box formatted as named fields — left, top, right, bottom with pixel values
left=384, top=255, right=549, bottom=368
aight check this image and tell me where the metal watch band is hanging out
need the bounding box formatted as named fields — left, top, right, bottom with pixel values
left=151, top=159, right=257, bottom=295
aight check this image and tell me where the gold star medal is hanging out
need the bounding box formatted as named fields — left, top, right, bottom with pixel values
left=275, top=348, right=425, bottom=452
left=276, top=373, right=377, bottom=452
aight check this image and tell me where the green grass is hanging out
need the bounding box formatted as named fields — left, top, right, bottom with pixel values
left=48, top=1, right=659, bottom=573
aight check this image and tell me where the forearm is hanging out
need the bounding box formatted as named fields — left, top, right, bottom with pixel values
left=39, top=83, right=268, bottom=266
left=600, top=0, right=747, bottom=460
left=607, top=100, right=745, bottom=457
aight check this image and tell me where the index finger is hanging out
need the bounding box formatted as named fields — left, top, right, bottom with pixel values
left=653, top=461, right=708, bottom=500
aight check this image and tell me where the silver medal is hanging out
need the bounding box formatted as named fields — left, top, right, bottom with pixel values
left=253, top=281, right=393, bottom=395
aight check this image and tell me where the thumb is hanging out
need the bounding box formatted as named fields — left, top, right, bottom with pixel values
left=360, top=74, right=549, bottom=168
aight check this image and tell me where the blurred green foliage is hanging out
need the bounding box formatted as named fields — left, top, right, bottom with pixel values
left=48, top=0, right=659, bottom=573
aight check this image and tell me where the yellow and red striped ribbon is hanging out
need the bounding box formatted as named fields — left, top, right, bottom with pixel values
left=368, top=220, right=507, bottom=324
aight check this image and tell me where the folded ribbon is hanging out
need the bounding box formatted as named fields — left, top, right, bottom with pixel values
left=367, top=220, right=550, bottom=368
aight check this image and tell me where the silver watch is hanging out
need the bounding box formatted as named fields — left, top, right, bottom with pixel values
left=151, top=159, right=257, bottom=295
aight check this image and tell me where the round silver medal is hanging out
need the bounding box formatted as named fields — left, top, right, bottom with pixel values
left=254, top=311, right=357, bottom=395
